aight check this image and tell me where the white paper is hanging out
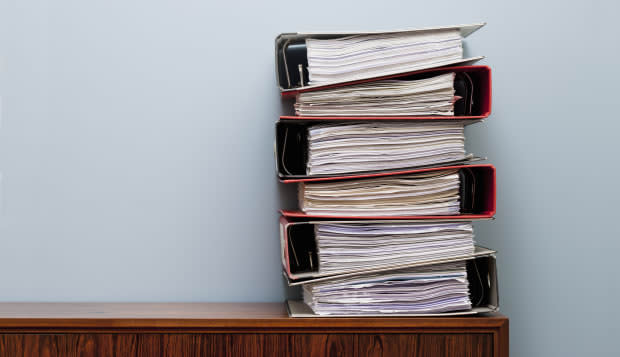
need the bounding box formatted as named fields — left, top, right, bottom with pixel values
left=300, top=169, right=461, bottom=216
left=315, top=222, right=474, bottom=275
left=303, top=261, right=472, bottom=315
left=306, top=122, right=467, bottom=175
left=296, top=73, right=457, bottom=116
left=306, top=29, right=463, bottom=84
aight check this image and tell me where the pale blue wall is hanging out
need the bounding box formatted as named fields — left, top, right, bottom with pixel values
left=1, top=0, right=619, bottom=355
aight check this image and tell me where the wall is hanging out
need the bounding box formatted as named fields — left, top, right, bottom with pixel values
left=1, top=0, right=619, bottom=355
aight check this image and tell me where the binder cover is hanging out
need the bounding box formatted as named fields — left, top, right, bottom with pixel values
left=274, top=120, right=483, bottom=179
left=280, top=164, right=496, bottom=220
left=286, top=253, right=499, bottom=317
left=279, top=215, right=495, bottom=284
left=276, top=23, right=486, bottom=92
left=280, top=65, right=492, bottom=121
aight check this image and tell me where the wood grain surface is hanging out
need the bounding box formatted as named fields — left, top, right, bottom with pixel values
left=0, top=303, right=508, bottom=356
left=0, top=303, right=507, bottom=331
left=0, top=333, right=495, bottom=357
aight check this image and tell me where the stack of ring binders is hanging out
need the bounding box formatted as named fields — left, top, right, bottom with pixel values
left=274, top=23, right=500, bottom=317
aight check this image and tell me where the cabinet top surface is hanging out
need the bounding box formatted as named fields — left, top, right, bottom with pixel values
left=0, top=303, right=507, bottom=330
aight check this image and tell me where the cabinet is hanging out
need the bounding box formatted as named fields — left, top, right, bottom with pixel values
left=0, top=303, right=508, bottom=356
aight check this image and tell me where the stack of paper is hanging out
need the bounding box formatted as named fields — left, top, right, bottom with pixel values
left=316, top=222, right=474, bottom=275
left=295, top=73, right=456, bottom=116
left=306, top=29, right=462, bottom=84
left=307, top=122, right=466, bottom=175
left=300, top=170, right=460, bottom=216
left=303, top=261, right=471, bottom=315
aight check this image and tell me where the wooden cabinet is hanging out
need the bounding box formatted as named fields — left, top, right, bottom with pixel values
left=0, top=303, right=508, bottom=356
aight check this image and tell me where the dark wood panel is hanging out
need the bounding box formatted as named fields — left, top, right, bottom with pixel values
left=97, top=334, right=138, bottom=356
left=0, top=334, right=24, bottom=357
left=261, top=334, right=291, bottom=356
left=162, top=334, right=227, bottom=357
left=228, top=334, right=264, bottom=357
left=289, top=334, right=356, bottom=357
left=417, top=333, right=494, bottom=357
left=20, top=334, right=58, bottom=357
left=358, top=333, right=493, bottom=357
left=8, top=334, right=66, bottom=357
left=498, top=318, right=509, bottom=357
left=446, top=334, right=493, bottom=357
left=161, top=334, right=190, bottom=356
left=418, top=334, right=447, bottom=356
left=358, top=334, right=419, bottom=357
left=0, top=334, right=140, bottom=357
left=136, top=334, right=162, bottom=356
left=0, top=333, right=361, bottom=357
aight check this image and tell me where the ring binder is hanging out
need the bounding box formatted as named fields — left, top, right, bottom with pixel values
left=275, top=23, right=486, bottom=92
left=298, top=64, right=305, bottom=88
left=281, top=164, right=496, bottom=220
left=280, top=65, right=492, bottom=120
left=285, top=254, right=499, bottom=317
left=275, top=120, right=478, bottom=179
